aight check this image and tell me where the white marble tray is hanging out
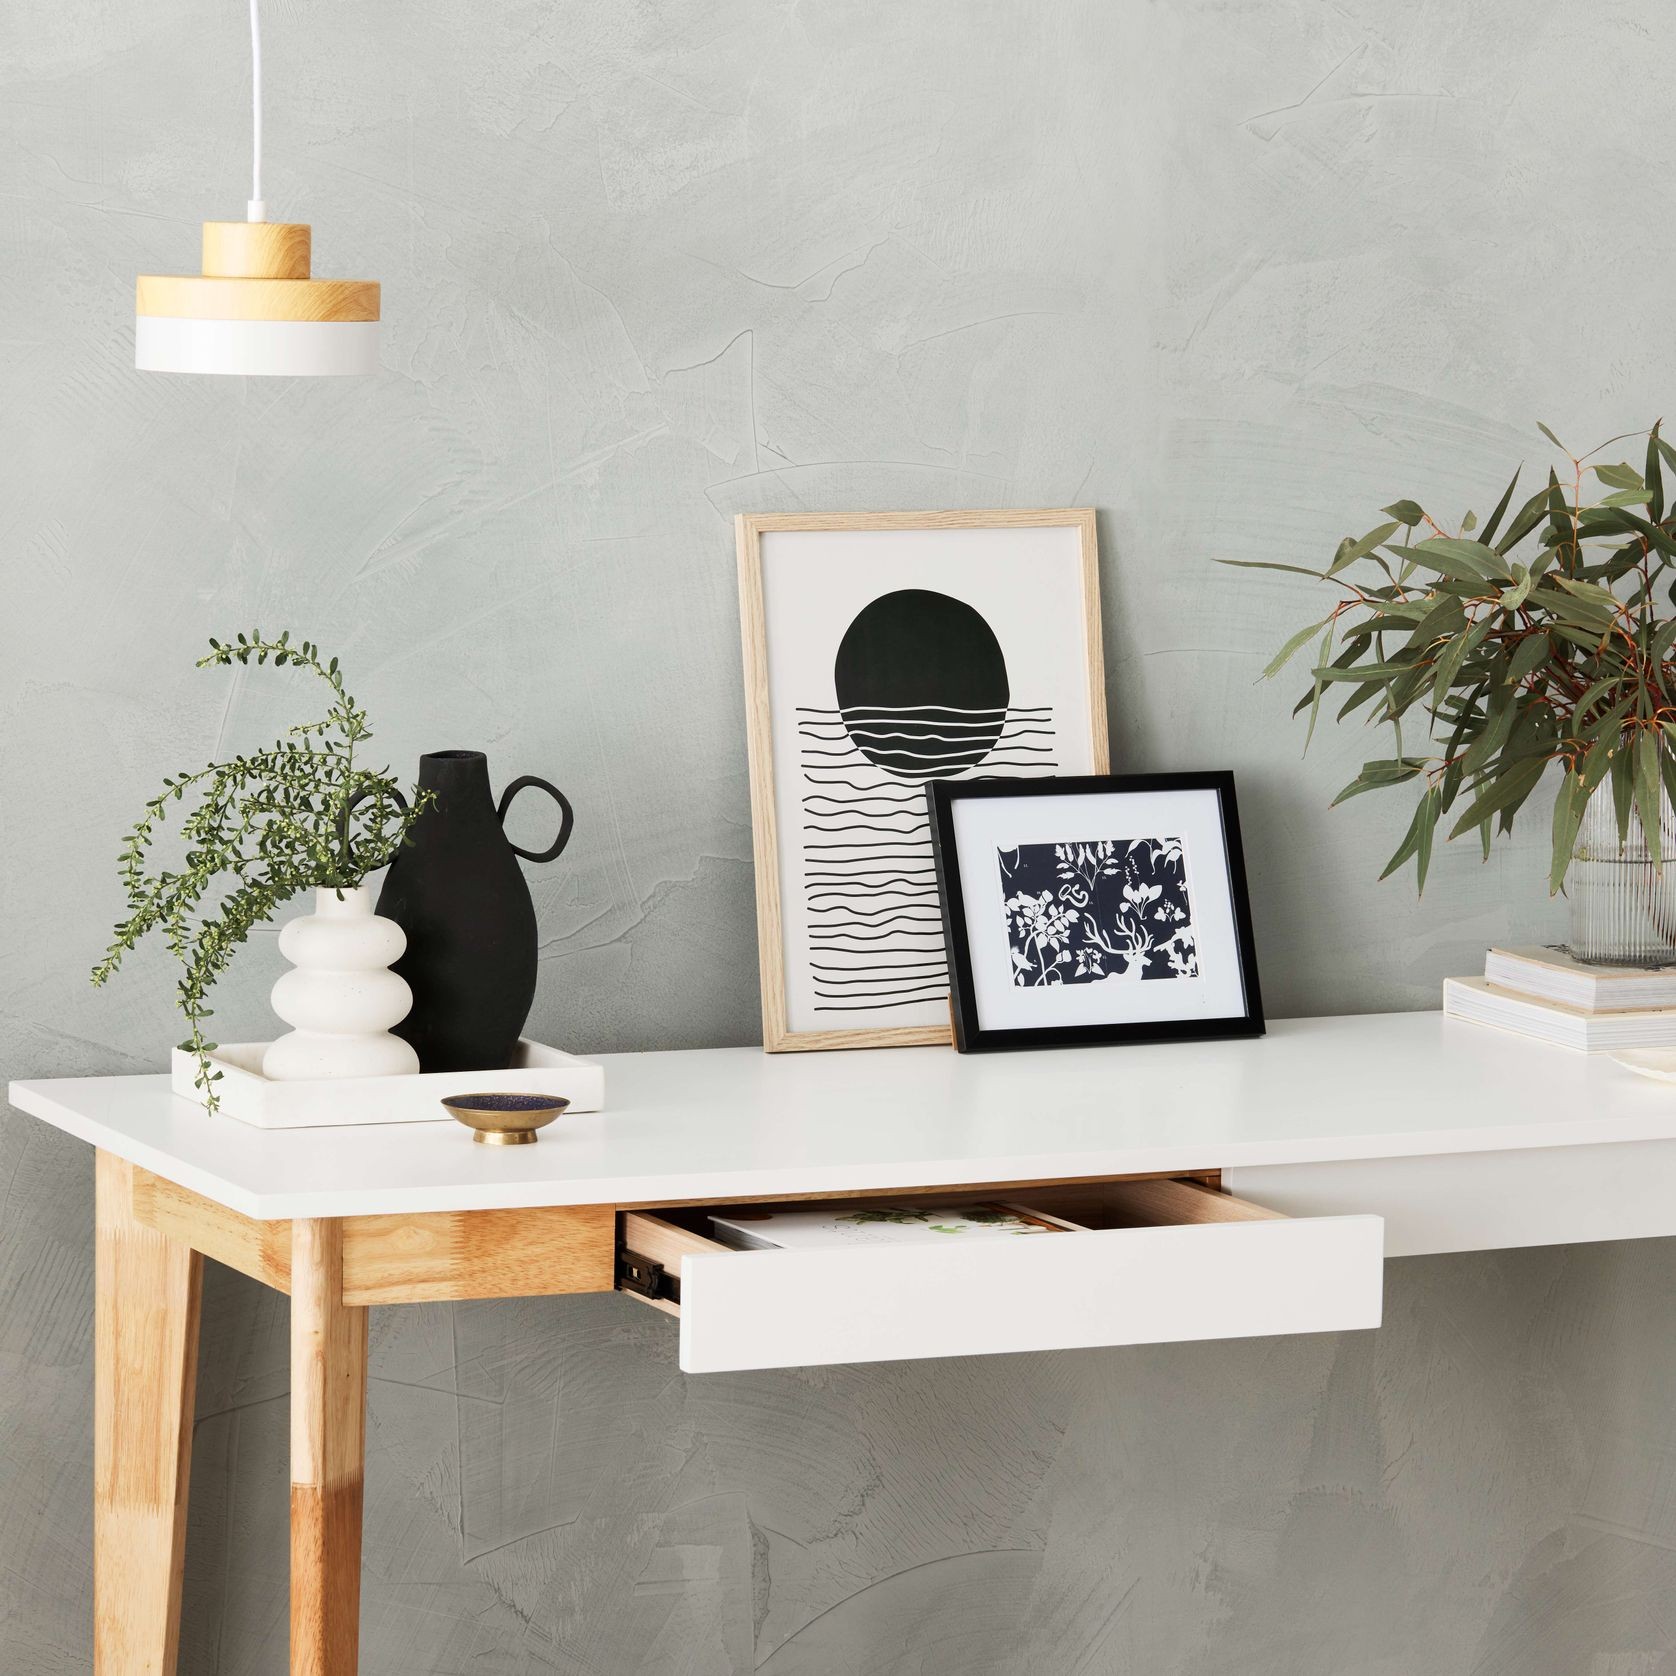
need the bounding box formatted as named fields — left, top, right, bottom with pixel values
left=168, top=1038, right=604, bottom=1129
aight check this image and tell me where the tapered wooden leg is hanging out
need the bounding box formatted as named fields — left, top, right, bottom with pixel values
left=95, top=1150, right=203, bottom=1676
left=290, top=1219, right=367, bottom=1676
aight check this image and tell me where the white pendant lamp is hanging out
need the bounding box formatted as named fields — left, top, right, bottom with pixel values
left=135, top=0, right=380, bottom=376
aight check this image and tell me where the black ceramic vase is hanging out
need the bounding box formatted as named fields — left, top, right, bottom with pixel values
left=376, top=750, right=575, bottom=1072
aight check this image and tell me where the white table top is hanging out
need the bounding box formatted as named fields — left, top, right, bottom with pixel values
left=10, top=1012, right=1676, bottom=1219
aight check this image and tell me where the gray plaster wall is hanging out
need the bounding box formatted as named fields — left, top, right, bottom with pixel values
left=4, top=0, right=1673, bottom=1670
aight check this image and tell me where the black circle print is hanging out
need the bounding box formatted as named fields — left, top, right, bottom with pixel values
left=833, top=589, right=1010, bottom=778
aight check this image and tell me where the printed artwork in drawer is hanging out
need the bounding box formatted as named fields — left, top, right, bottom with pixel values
left=708, top=1201, right=1074, bottom=1251
left=1001, top=837, right=1198, bottom=987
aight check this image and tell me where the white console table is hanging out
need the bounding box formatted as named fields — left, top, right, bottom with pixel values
left=10, top=1009, right=1676, bottom=1674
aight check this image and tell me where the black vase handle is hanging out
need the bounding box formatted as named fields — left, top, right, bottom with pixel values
left=497, top=776, right=575, bottom=863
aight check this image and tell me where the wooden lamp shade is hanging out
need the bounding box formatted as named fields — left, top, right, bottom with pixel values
left=135, top=221, right=380, bottom=376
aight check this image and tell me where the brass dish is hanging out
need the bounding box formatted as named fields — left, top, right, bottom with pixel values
left=441, top=1091, right=571, bottom=1146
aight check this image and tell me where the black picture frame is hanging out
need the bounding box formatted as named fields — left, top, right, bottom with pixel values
left=926, top=772, right=1265, bottom=1052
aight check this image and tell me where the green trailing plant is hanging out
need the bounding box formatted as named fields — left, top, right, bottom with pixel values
left=90, top=633, right=428, bottom=1107
left=1234, top=422, right=1676, bottom=895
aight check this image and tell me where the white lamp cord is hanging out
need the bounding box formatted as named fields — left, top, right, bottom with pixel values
left=247, top=0, right=265, bottom=221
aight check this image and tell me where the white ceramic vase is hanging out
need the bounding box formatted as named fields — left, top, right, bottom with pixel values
left=262, top=883, right=421, bottom=1081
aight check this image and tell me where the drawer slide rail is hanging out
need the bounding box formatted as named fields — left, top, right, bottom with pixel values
left=617, top=1248, right=680, bottom=1305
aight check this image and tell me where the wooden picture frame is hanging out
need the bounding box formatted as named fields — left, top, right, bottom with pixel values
left=927, top=772, right=1265, bottom=1052
left=737, top=509, right=1109, bottom=1052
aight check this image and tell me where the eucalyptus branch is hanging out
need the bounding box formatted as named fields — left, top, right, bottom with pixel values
left=1227, top=422, right=1676, bottom=895
left=91, top=632, right=430, bottom=1109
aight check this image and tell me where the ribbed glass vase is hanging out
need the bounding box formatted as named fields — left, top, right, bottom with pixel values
left=1567, top=781, right=1676, bottom=965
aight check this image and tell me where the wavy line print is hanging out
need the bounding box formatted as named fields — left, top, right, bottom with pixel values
left=796, top=705, right=1050, bottom=716
left=813, top=993, right=950, bottom=1011
left=798, top=725, right=1056, bottom=741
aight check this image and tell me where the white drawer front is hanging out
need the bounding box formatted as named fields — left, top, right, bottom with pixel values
left=674, top=1212, right=1384, bottom=1373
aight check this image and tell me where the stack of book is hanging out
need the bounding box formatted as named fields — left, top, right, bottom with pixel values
left=1444, top=946, right=1676, bottom=1051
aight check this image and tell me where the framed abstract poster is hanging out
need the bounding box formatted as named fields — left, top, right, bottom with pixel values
left=926, top=772, right=1264, bottom=1051
left=736, top=509, right=1108, bottom=1052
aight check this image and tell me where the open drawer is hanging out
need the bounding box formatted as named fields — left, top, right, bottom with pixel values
left=617, top=1179, right=1383, bottom=1373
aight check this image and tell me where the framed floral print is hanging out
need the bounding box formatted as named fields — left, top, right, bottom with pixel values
left=927, top=772, right=1263, bottom=1052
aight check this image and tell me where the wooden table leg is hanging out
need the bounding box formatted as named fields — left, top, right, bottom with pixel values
left=95, top=1150, right=203, bottom=1676
left=290, top=1218, right=367, bottom=1676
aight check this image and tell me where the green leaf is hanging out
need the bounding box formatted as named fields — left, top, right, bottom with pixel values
left=1497, top=736, right=1553, bottom=834
left=1636, top=727, right=1664, bottom=872
left=1580, top=696, right=1633, bottom=746
left=1415, top=786, right=1441, bottom=894
left=1573, top=509, right=1645, bottom=541
left=1594, top=461, right=1647, bottom=491
left=1383, top=499, right=1426, bottom=527
left=1310, top=660, right=1419, bottom=683
left=1327, top=520, right=1401, bottom=576
left=1447, top=756, right=1548, bottom=840
left=1303, top=620, right=1335, bottom=751
left=1649, top=424, right=1667, bottom=521
left=1506, top=631, right=1552, bottom=690
left=1386, top=546, right=1483, bottom=588
left=1579, top=733, right=1617, bottom=795
left=1263, top=616, right=1331, bottom=679
left=1479, top=468, right=1522, bottom=545
left=1613, top=746, right=1635, bottom=848
left=1498, top=563, right=1535, bottom=612
left=1496, top=486, right=1557, bottom=555
left=1461, top=511, right=1478, bottom=533
left=1218, top=559, right=1331, bottom=580
left=1335, top=679, right=1387, bottom=721
left=1409, top=592, right=1468, bottom=648
left=1551, top=622, right=1610, bottom=654
left=1532, top=578, right=1617, bottom=632
left=1598, top=508, right=1676, bottom=559
left=1550, top=769, right=1586, bottom=894
left=1331, top=760, right=1425, bottom=806
left=1537, top=421, right=1568, bottom=453
left=1660, top=742, right=1676, bottom=831
left=1554, top=575, right=1622, bottom=616
left=1597, top=487, right=1655, bottom=507
left=1394, top=536, right=1509, bottom=584
left=1545, top=467, right=1572, bottom=533
left=1378, top=791, right=1435, bottom=882
left=1293, top=637, right=1360, bottom=717
left=1429, top=618, right=1489, bottom=710
left=1386, top=661, right=1435, bottom=718
left=1461, top=688, right=1519, bottom=776
left=1359, top=603, right=1430, bottom=630
left=1573, top=675, right=1622, bottom=718
left=1426, top=536, right=1508, bottom=572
